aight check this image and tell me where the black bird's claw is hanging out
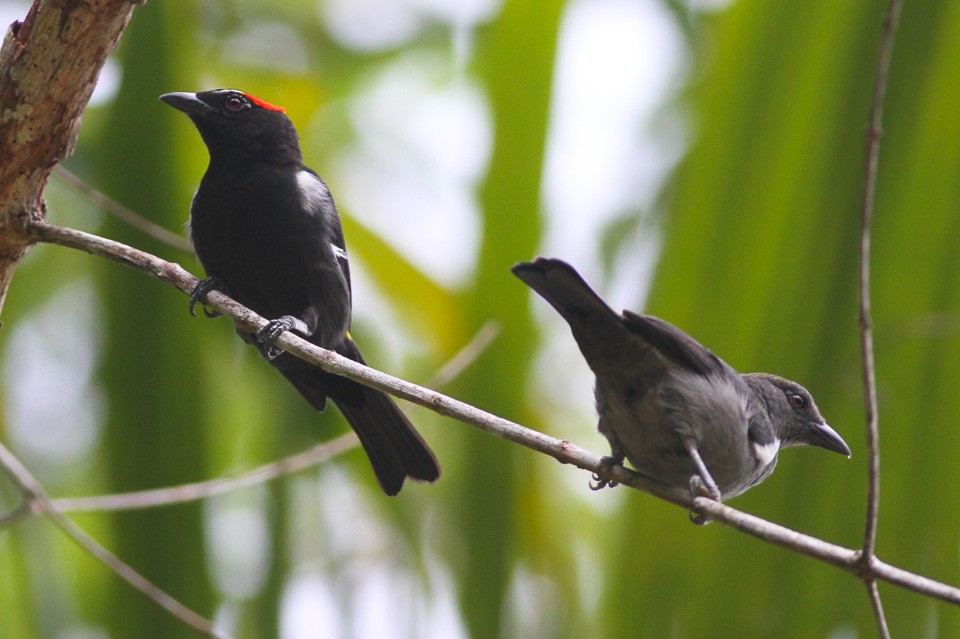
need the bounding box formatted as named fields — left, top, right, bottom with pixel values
left=257, top=315, right=307, bottom=360
left=189, top=277, right=224, bottom=318
left=590, top=454, right=625, bottom=490
left=257, top=315, right=296, bottom=343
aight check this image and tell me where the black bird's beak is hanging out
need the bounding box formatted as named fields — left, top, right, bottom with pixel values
left=159, top=92, right=211, bottom=116
left=807, top=421, right=851, bottom=457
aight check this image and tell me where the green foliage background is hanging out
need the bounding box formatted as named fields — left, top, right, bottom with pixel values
left=2, top=0, right=959, bottom=637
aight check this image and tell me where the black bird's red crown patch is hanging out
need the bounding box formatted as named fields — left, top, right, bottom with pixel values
left=244, top=92, right=286, bottom=113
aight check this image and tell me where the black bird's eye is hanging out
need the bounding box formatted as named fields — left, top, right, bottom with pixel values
left=225, top=96, right=245, bottom=112
left=788, top=393, right=807, bottom=410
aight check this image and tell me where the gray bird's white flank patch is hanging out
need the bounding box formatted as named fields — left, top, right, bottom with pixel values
left=751, top=438, right=780, bottom=468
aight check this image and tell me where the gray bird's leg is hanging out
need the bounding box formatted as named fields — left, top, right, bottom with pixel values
left=684, top=439, right=721, bottom=501
left=684, top=439, right=721, bottom=526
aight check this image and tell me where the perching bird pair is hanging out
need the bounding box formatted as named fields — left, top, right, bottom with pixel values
left=161, top=88, right=849, bottom=501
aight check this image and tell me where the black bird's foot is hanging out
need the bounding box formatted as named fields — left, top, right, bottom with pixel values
left=189, top=277, right=225, bottom=318
left=256, top=315, right=310, bottom=360
left=590, top=454, right=625, bottom=490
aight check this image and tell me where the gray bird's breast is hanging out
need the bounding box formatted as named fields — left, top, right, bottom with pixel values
left=596, top=370, right=771, bottom=499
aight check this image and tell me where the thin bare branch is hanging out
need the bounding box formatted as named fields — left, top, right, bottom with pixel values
left=0, top=442, right=225, bottom=638
left=0, top=500, right=31, bottom=527
left=27, top=218, right=960, bottom=607
left=867, top=578, right=891, bottom=639
left=53, top=433, right=357, bottom=513
left=53, top=166, right=194, bottom=253
left=859, top=0, right=902, bottom=562
left=691, top=498, right=960, bottom=606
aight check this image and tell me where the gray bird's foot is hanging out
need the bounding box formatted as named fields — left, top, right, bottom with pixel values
left=189, top=277, right=225, bottom=318
left=687, top=475, right=721, bottom=526
left=256, top=315, right=310, bottom=360
left=688, top=474, right=722, bottom=501
left=590, top=454, right=625, bottom=490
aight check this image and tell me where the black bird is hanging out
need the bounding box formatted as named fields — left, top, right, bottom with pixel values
left=161, top=89, right=439, bottom=495
left=513, top=257, right=849, bottom=501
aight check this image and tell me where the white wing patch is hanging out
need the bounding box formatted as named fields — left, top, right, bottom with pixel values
left=296, top=170, right=333, bottom=215
left=331, top=244, right=348, bottom=261
left=751, top=437, right=780, bottom=468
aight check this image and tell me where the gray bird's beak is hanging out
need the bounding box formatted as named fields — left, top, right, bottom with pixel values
left=160, top=92, right=211, bottom=117
left=808, top=422, right=851, bottom=457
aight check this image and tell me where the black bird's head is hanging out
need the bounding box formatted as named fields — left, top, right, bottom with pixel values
left=745, top=373, right=851, bottom=457
left=160, top=89, right=302, bottom=166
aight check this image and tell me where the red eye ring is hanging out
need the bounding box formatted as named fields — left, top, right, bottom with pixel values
left=788, top=393, right=807, bottom=410
left=225, top=96, right=245, bottom=112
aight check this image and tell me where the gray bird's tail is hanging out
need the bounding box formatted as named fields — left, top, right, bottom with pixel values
left=512, top=258, right=632, bottom=368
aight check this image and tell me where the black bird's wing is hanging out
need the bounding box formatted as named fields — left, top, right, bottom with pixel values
left=298, top=166, right=352, bottom=292
left=274, top=166, right=439, bottom=495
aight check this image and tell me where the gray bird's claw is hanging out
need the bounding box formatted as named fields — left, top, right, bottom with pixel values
left=189, top=277, right=224, bottom=318
left=688, top=474, right=722, bottom=501
left=590, top=454, right=625, bottom=490
left=687, top=475, right=721, bottom=525
left=688, top=507, right=711, bottom=526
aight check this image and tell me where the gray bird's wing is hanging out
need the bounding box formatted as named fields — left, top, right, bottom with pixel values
left=620, top=311, right=731, bottom=379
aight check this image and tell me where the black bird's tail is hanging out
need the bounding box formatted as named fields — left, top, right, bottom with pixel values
left=511, top=258, right=632, bottom=369
left=272, top=339, right=440, bottom=496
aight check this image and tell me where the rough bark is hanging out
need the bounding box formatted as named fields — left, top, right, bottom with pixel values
left=0, top=0, right=137, bottom=313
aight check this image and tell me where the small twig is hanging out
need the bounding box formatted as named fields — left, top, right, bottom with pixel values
left=51, top=324, right=496, bottom=514
left=0, top=442, right=225, bottom=638
left=429, top=320, right=500, bottom=388
left=867, top=578, right=891, bottom=639
left=0, top=500, right=31, bottom=527
left=53, top=433, right=357, bottom=513
left=53, top=166, right=194, bottom=254
left=859, top=0, right=902, bottom=563
left=27, top=219, right=960, bottom=606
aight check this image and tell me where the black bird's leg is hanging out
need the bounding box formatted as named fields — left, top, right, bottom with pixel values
left=591, top=432, right=627, bottom=490
left=256, top=315, right=311, bottom=360
left=189, top=277, right=226, bottom=318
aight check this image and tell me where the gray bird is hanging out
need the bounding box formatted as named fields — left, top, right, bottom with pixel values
left=512, top=257, right=850, bottom=502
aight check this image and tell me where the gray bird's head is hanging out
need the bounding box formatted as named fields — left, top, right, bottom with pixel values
left=744, top=373, right=851, bottom=457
